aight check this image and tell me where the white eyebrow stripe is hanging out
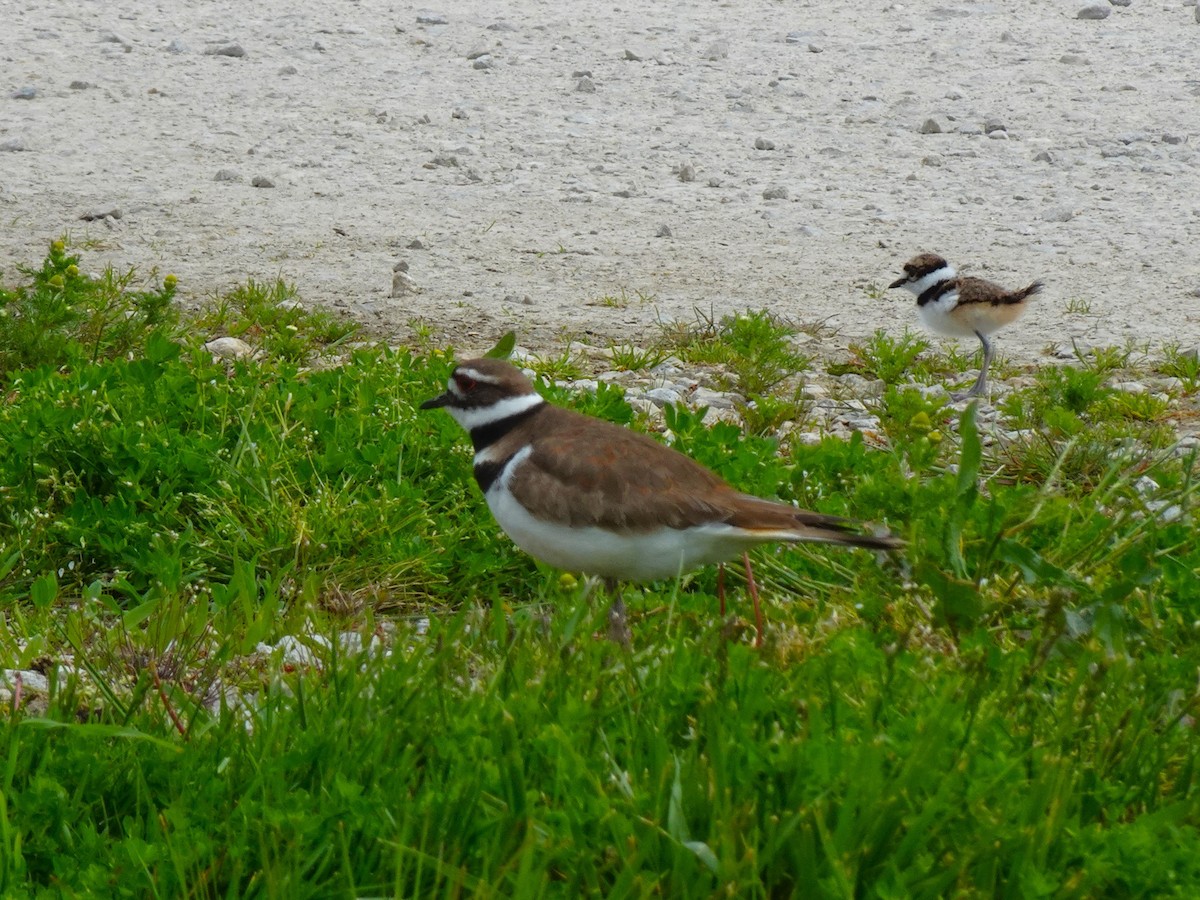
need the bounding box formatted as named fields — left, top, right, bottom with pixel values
left=450, top=393, right=545, bottom=432
left=457, top=367, right=503, bottom=385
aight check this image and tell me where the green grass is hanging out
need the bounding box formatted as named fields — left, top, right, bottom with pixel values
left=658, top=308, right=811, bottom=396
left=1, top=241, right=1199, bottom=896
left=655, top=308, right=813, bottom=434
left=833, top=329, right=935, bottom=383
left=1158, top=343, right=1200, bottom=394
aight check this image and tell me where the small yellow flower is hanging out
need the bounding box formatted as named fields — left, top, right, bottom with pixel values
left=164, top=274, right=178, bottom=289
left=47, top=274, right=64, bottom=288
left=66, top=264, right=79, bottom=278
left=51, top=240, right=65, bottom=254
left=910, top=411, right=932, bottom=434
left=558, top=572, right=578, bottom=591
left=927, top=429, right=944, bottom=444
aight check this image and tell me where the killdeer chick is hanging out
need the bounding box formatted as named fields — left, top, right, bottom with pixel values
left=422, top=357, right=901, bottom=646
left=888, top=253, right=1042, bottom=399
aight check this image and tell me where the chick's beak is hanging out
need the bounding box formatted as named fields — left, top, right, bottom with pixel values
left=888, top=275, right=908, bottom=289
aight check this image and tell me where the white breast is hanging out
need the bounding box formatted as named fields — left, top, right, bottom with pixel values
left=917, top=288, right=978, bottom=338
left=482, top=447, right=779, bottom=581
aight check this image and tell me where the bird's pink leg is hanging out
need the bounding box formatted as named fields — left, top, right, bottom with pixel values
left=743, top=552, right=764, bottom=648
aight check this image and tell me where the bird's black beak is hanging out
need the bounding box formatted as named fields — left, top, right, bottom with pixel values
left=887, top=276, right=907, bottom=289
left=420, top=391, right=453, bottom=410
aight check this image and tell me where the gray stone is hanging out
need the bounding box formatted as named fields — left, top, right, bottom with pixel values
left=762, top=185, right=789, bottom=200
left=1133, top=475, right=1159, bottom=496
left=407, top=237, right=428, bottom=250
left=69, top=80, right=94, bottom=90
left=984, top=118, right=1007, bottom=134
left=1109, top=0, right=1132, bottom=6
left=259, top=634, right=330, bottom=668
left=1, top=670, right=50, bottom=694
left=841, top=414, right=883, bottom=433
left=487, top=21, right=519, bottom=32
left=692, top=387, right=738, bottom=409
left=251, top=175, right=275, bottom=188
left=754, top=137, right=776, bottom=150
left=472, top=55, right=494, bottom=70
left=214, top=168, right=243, bottom=182
left=206, top=43, right=246, bottom=57
left=466, top=47, right=490, bottom=60
left=701, top=40, right=729, bottom=61
left=1076, top=4, right=1111, bottom=18
left=0, top=138, right=30, bottom=152
left=1043, top=205, right=1076, bottom=222
left=416, top=12, right=448, bottom=24
left=837, top=373, right=886, bottom=397
left=656, top=224, right=673, bottom=238
left=278, top=65, right=299, bottom=75
left=623, top=49, right=643, bottom=61
left=12, top=86, right=38, bottom=100
left=166, top=38, right=188, bottom=53
left=575, top=76, right=596, bottom=93
left=919, top=118, right=943, bottom=134
left=642, top=387, right=683, bottom=407
left=80, top=205, right=122, bottom=221
left=204, top=336, right=254, bottom=359
left=677, top=162, right=696, bottom=182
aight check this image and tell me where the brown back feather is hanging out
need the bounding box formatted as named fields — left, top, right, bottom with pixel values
left=506, top=407, right=902, bottom=549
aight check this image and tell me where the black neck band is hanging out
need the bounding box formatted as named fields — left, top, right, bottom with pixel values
left=469, top=402, right=543, bottom=453
left=917, top=279, right=957, bottom=307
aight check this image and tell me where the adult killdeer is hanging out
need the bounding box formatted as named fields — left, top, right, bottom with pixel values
left=888, top=253, right=1043, bottom=399
left=422, top=357, right=901, bottom=645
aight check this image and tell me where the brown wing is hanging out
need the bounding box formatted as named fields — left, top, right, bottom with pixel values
left=506, top=406, right=743, bottom=531
left=958, top=276, right=1043, bottom=306
left=726, top=494, right=902, bottom=550
left=506, top=407, right=903, bottom=550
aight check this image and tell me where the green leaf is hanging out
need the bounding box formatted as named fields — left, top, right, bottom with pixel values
left=916, top=560, right=983, bottom=627
left=122, top=598, right=159, bottom=629
left=667, top=756, right=689, bottom=842
left=30, top=573, right=58, bottom=609
left=955, top=403, right=981, bottom=498
left=144, top=329, right=182, bottom=364
left=684, top=841, right=720, bottom=873
left=19, top=718, right=183, bottom=752
left=484, top=331, right=516, bottom=359
left=997, top=539, right=1075, bottom=586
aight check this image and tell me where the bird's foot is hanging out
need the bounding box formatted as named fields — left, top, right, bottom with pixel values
left=607, top=600, right=632, bottom=649
left=950, top=385, right=987, bottom=403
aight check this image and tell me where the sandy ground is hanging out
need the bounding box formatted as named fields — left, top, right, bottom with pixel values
left=2, top=0, right=1199, bottom=361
